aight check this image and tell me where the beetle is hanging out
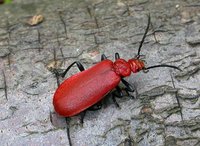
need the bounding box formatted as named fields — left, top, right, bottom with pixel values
left=53, top=15, right=181, bottom=122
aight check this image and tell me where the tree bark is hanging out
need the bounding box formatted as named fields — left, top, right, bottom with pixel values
left=0, top=0, right=200, bottom=146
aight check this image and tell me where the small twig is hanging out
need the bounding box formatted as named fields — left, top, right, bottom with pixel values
left=7, top=51, right=11, bottom=68
left=170, top=72, right=185, bottom=127
left=125, top=2, right=131, bottom=16
left=2, top=70, right=8, bottom=100
left=94, top=16, right=99, bottom=29
left=93, top=34, right=98, bottom=45
left=37, top=29, right=43, bottom=53
left=56, top=32, right=65, bottom=62
left=53, top=47, right=60, bottom=87
left=6, top=18, right=11, bottom=40
left=58, top=11, right=68, bottom=39
left=86, top=6, right=92, bottom=18
left=6, top=36, right=12, bottom=68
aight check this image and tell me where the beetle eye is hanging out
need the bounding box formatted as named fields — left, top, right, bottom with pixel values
left=141, top=59, right=147, bottom=64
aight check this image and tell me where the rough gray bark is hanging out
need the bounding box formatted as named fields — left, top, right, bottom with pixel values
left=0, top=0, right=200, bottom=146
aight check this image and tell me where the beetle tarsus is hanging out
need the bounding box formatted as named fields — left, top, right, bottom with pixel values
left=101, top=54, right=107, bottom=61
left=112, top=94, right=120, bottom=108
left=65, top=118, right=72, bottom=146
left=125, top=90, right=135, bottom=99
left=52, top=69, right=61, bottom=86
left=115, top=52, right=120, bottom=60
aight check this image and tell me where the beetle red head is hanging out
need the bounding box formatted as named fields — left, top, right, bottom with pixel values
left=128, top=59, right=145, bottom=73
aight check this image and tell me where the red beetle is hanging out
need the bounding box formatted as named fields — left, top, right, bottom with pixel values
left=53, top=15, right=181, bottom=121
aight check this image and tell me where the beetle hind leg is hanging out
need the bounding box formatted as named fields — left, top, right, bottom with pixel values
left=65, top=118, right=72, bottom=146
left=61, top=61, right=85, bottom=78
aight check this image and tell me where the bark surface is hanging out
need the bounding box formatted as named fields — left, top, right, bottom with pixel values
left=0, top=0, right=200, bottom=146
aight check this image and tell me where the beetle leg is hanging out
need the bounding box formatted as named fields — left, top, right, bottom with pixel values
left=115, top=86, right=124, bottom=98
left=89, top=86, right=123, bottom=111
left=88, top=101, right=102, bottom=111
left=101, top=54, right=107, bottom=61
left=61, top=61, right=85, bottom=78
left=121, top=78, right=134, bottom=91
left=112, top=94, right=120, bottom=108
left=121, top=78, right=138, bottom=99
left=112, top=86, right=123, bottom=108
left=115, top=52, right=120, bottom=60
left=80, top=111, right=86, bottom=124
left=65, top=118, right=72, bottom=146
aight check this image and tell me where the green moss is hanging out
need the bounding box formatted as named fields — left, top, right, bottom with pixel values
left=4, top=0, right=12, bottom=4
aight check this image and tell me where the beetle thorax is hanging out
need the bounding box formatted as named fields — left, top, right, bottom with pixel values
left=128, top=59, right=145, bottom=73
left=113, top=59, right=131, bottom=77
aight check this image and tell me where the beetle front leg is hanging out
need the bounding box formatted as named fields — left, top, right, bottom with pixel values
left=61, top=61, right=85, bottom=78
left=121, top=78, right=138, bottom=99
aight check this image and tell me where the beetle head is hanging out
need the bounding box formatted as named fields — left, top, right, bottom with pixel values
left=128, top=59, right=145, bottom=73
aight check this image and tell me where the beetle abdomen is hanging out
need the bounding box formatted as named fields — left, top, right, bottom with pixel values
left=53, top=60, right=121, bottom=117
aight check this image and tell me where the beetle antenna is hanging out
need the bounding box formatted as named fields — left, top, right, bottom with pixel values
left=137, top=14, right=151, bottom=59
left=144, top=64, right=182, bottom=71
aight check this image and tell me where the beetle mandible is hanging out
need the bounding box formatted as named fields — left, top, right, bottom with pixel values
left=53, top=15, right=181, bottom=122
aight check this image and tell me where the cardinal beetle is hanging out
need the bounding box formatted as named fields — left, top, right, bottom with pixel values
left=53, top=15, right=181, bottom=123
